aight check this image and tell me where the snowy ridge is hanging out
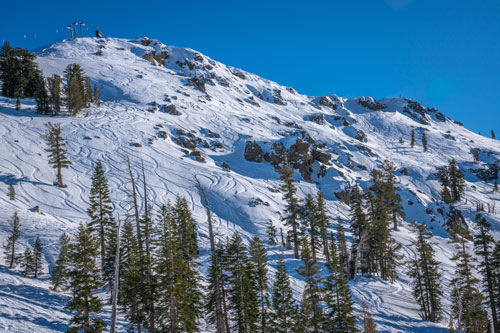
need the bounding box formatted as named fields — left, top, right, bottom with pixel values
left=0, top=37, right=499, bottom=332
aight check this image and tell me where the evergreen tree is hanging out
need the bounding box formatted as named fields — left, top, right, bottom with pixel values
left=410, top=129, right=416, bottom=148
left=226, top=234, right=259, bottom=333
left=473, top=214, right=499, bottom=332
left=87, top=160, right=114, bottom=270
left=266, top=220, right=278, bottom=246
left=35, top=76, right=50, bottom=115
left=84, top=77, right=93, bottom=107
left=494, top=180, right=498, bottom=193
left=278, top=164, right=301, bottom=259
left=422, top=131, right=428, bottom=152
left=492, top=130, right=496, bottom=140
left=47, top=74, right=62, bottom=115
left=301, top=193, right=321, bottom=260
left=448, top=159, right=465, bottom=203
left=118, top=219, right=146, bottom=332
left=93, top=83, right=103, bottom=106
left=155, top=204, right=188, bottom=332
left=33, top=236, right=43, bottom=278
left=491, top=241, right=500, bottom=324
left=64, top=63, right=86, bottom=115
left=205, top=242, right=230, bottom=333
left=336, top=218, right=350, bottom=278
left=316, top=189, right=331, bottom=263
left=7, top=184, right=15, bottom=200
left=323, top=233, right=357, bottom=332
left=66, top=223, right=106, bottom=333
left=382, top=161, right=405, bottom=231
left=0, top=42, right=26, bottom=99
left=449, top=235, right=489, bottom=332
left=249, top=237, right=270, bottom=332
left=350, top=184, right=369, bottom=277
left=297, top=237, right=323, bottom=332
left=22, top=246, right=35, bottom=277
left=3, top=211, right=21, bottom=268
left=408, top=222, right=443, bottom=322
left=270, top=255, right=298, bottom=333
left=43, top=122, right=71, bottom=187
left=51, top=232, right=70, bottom=291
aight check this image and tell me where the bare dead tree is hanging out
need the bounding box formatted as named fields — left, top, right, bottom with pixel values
left=194, top=175, right=229, bottom=333
left=126, top=156, right=143, bottom=252
left=110, top=215, right=122, bottom=333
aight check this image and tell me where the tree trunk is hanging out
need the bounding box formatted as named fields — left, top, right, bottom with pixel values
left=480, top=228, right=499, bottom=332
left=126, top=156, right=143, bottom=252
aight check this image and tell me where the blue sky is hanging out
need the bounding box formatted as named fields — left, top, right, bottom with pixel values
left=2, top=0, right=499, bottom=135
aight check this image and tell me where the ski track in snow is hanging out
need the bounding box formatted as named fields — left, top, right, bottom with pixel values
left=0, top=37, right=499, bottom=332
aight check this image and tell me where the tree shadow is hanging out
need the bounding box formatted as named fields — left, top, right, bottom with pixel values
left=0, top=173, right=50, bottom=186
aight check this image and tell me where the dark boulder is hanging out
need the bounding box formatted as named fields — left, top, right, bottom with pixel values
left=244, top=141, right=263, bottom=163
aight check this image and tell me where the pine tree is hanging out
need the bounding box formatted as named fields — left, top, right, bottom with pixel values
left=336, top=218, right=350, bottom=278
left=4, top=211, right=21, bottom=268
left=7, top=184, right=15, bottom=200
left=118, top=219, right=146, bottom=331
left=249, top=237, right=270, bottom=332
left=33, top=236, right=43, bottom=278
left=297, top=237, right=323, bottom=332
left=87, top=160, right=114, bottom=270
left=492, top=130, right=496, bottom=140
left=156, top=201, right=202, bottom=332
left=278, top=164, right=301, bottom=259
left=323, top=233, right=357, bottom=332
left=22, top=246, right=35, bottom=277
left=491, top=241, right=500, bottom=324
left=450, top=235, right=489, bottom=332
left=360, top=300, right=377, bottom=333
left=35, top=76, right=50, bottom=115
left=84, top=77, right=93, bottom=107
left=410, top=129, right=416, bottom=148
left=66, top=223, right=106, bottom=333
left=64, top=63, right=86, bottom=115
left=301, top=193, right=321, bottom=260
left=350, top=184, right=369, bottom=278
left=226, top=234, right=259, bottom=333
left=448, top=159, right=465, bottom=203
left=155, top=204, right=188, bottom=332
left=47, top=74, right=62, bottom=115
left=43, top=122, right=71, bottom=187
left=205, top=242, right=230, bottom=333
left=494, top=179, right=498, bottom=193
left=422, top=131, right=428, bottom=152
left=51, top=232, right=70, bottom=291
left=473, top=214, right=499, bottom=332
left=93, top=83, right=103, bottom=107
left=0, top=42, right=26, bottom=99
left=408, top=222, right=443, bottom=322
left=316, top=189, right=331, bottom=263
left=266, top=220, right=278, bottom=245
left=382, top=160, right=405, bottom=231
left=270, top=255, right=298, bottom=333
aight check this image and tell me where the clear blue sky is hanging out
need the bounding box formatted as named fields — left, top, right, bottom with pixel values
left=2, top=0, right=499, bottom=135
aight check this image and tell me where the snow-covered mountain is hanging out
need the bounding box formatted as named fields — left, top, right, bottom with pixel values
left=1, top=37, right=499, bottom=332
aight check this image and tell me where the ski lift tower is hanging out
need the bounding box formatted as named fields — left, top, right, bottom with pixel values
left=67, top=25, right=73, bottom=39
left=79, top=21, right=85, bottom=38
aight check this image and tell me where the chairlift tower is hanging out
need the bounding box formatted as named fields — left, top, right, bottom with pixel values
left=79, top=22, right=85, bottom=38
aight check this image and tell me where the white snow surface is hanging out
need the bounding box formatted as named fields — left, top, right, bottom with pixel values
left=0, top=37, right=499, bottom=332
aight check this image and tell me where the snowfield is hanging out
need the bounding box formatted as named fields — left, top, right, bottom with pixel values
left=0, top=37, right=499, bottom=332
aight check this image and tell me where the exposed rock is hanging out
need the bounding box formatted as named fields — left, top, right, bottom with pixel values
left=232, top=71, right=246, bottom=79
left=358, top=97, right=383, bottom=110
left=355, top=129, right=367, bottom=142
left=319, top=96, right=337, bottom=109
left=162, top=104, right=180, bottom=115
left=221, top=162, right=231, bottom=171
left=312, top=149, right=331, bottom=163
left=188, top=77, right=207, bottom=93
left=306, top=114, right=325, bottom=125
left=244, top=141, right=263, bottom=162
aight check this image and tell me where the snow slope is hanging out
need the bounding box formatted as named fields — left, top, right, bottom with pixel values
left=0, top=37, right=499, bottom=332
